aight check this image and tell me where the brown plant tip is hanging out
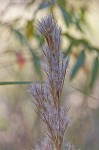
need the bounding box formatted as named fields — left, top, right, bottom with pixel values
left=37, top=14, right=61, bottom=53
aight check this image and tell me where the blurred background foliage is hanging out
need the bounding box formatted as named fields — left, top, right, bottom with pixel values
left=0, top=0, right=99, bottom=150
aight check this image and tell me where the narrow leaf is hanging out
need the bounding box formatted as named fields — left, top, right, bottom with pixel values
left=70, top=50, right=85, bottom=79
left=12, top=29, right=41, bottom=76
left=38, top=2, right=51, bottom=10
left=0, top=81, right=32, bottom=85
left=58, top=0, right=66, bottom=7
left=31, top=50, right=41, bottom=75
left=59, top=6, right=71, bottom=26
left=90, top=56, right=99, bottom=88
left=12, top=29, right=26, bottom=45
left=25, top=21, right=34, bottom=39
left=64, top=42, right=73, bottom=56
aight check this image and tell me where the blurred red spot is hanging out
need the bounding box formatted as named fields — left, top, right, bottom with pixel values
left=16, top=51, right=26, bottom=69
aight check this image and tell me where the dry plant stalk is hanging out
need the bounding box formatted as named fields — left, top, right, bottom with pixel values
left=28, top=14, right=77, bottom=150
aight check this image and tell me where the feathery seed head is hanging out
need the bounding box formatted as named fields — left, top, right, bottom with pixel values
left=29, top=14, right=77, bottom=150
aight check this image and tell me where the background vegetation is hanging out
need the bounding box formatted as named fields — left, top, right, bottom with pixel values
left=0, top=0, right=99, bottom=150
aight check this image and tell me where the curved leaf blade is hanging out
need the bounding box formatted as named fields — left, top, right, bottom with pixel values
left=12, top=29, right=41, bottom=76
left=38, top=2, right=51, bottom=10
left=59, top=6, right=71, bottom=26
left=70, top=50, right=85, bottom=80
left=90, top=56, right=99, bottom=88
left=64, top=42, right=73, bottom=56
left=12, top=28, right=27, bottom=45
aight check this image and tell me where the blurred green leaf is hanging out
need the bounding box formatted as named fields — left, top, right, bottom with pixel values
left=25, top=21, right=34, bottom=39
left=38, top=2, right=51, bottom=10
left=12, top=28, right=41, bottom=76
left=29, top=47, right=41, bottom=76
left=70, top=50, right=85, bottom=80
left=58, top=0, right=66, bottom=7
left=35, top=33, right=44, bottom=47
left=64, top=42, right=73, bottom=56
left=0, top=81, right=32, bottom=85
left=12, top=29, right=26, bottom=45
left=63, top=33, right=99, bottom=53
left=59, top=6, right=71, bottom=26
left=72, top=11, right=83, bottom=32
left=57, top=0, right=71, bottom=26
left=75, top=20, right=83, bottom=32
left=89, top=56, right=99, bottom=88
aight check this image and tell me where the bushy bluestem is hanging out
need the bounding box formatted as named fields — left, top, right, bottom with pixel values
left=28, top=14, right=78, bottom=150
